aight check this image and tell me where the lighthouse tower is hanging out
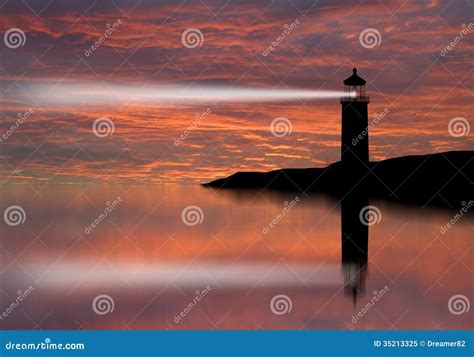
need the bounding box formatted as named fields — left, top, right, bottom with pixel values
left=340, top=68, right=369, bottom=174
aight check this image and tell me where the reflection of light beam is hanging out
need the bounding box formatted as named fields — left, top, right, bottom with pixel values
left=15, top=261, right=342, bottom=288
left=29, top=82, right=355, bottom=104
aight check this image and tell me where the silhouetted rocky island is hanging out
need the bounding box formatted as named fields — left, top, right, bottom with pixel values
left=204, top=151, right=473, bottom=208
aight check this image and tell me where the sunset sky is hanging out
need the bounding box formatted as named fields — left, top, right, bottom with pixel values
left=0, top=0, right=472, bottom=184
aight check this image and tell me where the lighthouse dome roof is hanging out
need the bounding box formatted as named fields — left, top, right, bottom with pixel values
left=343, top=68, right=366, bottom=86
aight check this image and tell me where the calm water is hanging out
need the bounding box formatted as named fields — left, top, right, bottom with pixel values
left=0, top=184, right=472, bottom=329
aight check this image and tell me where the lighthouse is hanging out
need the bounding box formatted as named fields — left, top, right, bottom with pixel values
left=340, top=68, right=370, bottom=176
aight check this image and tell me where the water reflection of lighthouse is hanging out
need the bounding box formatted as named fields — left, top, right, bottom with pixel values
left=339, top=68, right=370, bottom=305
left=341, top=192, right=369, bottom=305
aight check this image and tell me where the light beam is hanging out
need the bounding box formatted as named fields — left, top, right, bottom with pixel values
left=28, top=82, right=356, bottom=105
